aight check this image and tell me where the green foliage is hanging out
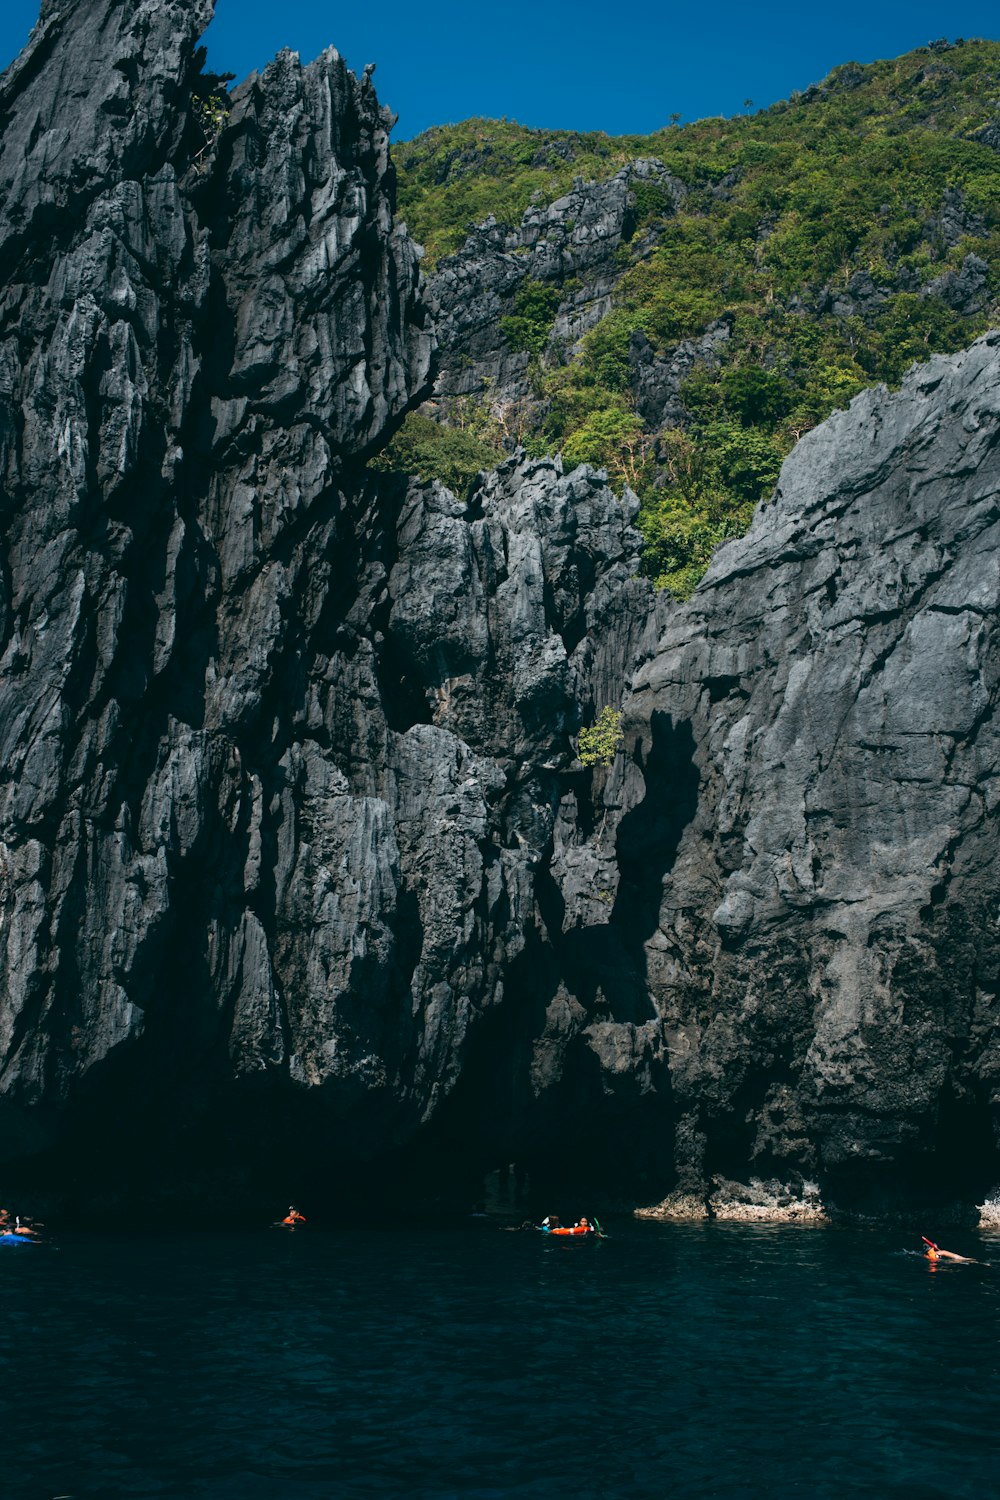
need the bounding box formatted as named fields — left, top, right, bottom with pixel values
left=582, top=311, right=642, bottom=391
left=854, top=293, right=986, bottom=381
left=395, top=120, right=641, bottom=266
left=373, top=408, right=506, bottom=496
left=615, top=243, right=729, bottom=343
left=636, top=498, right=735, bottom=599
left=699, top=421, right=784, bottom=504
left=718, top=367, right=795, bottom=428
left=192, top=92, right=230, bottom=166
left=578, top=707, right=624, bottom=767
left=628, top=178, right=677, bottom=230
left=561, top=406, right=650, bottom=489
left=393, top=41, right=1000, bottom=590
left=635, top=423, right=780, bottom=597
left=500, top=280, right=562, bottom=354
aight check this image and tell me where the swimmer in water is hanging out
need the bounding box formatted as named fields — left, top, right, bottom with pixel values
left=922, top=1236, right=978, bottom=1264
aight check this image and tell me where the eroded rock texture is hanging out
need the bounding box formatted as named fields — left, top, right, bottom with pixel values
left=0, top=0, right=670, bottom=1208
left=2, top=0, right=999, bottom=1219
left=426, top=159, right=686, bottom=403
left=613, top=334, right=1000, bottom=1214
left=0, top=0, right=459, bottom=1190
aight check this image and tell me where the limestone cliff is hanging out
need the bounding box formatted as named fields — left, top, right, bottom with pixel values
left=426, top=158, right=687, bottom=404
left=622, top=334, right=1000, bottom=1217
left=0, top=0, right=664, bottom=1211
left=1, top=0, right=998, bottom=1220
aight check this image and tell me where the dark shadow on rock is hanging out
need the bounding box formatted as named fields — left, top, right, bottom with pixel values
left=611, top=710, right=700, bottom=947
left=552, top=904, right=653, bottom=1026
left=421, top=716, right=704, bottom=1203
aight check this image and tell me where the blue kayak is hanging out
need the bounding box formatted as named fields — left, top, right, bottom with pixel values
left=0, top=1232, right=38, bottom=1246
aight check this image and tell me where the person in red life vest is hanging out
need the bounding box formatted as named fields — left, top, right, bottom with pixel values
left=281, top=1206, right=307, bottom=1227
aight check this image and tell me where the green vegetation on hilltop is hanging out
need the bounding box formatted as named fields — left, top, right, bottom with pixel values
left=391, top=41, right=1000, bottom=595
left=395, top=121, right=639, bottom=265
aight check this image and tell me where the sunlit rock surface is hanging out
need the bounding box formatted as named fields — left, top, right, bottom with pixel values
left=1, top=0, right=999, bottom=1219
left=615, top=334, right=1000, bottom=1215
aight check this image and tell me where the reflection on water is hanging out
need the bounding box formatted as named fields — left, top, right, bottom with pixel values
left=1, top=1222, right=999, bottom=1498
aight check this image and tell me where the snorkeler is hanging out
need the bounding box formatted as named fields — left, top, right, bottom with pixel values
left=922, top=1236, right=978, bottom=1264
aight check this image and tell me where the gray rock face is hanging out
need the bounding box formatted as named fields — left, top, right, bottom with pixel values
left=925, top=186, right=987, bottom=249
left=610, top=332, right=1000, bottom=1211
left=0, top=0, right=469, bottom=1187
left=426, top=160, right=685, bottom=402
left=813, top=192, right=988, bottom=320
left=817, top=269, right=891, bottom=321
left=2, top=0, right=1000, bottom=1219
left=973, top=120, right=1000, bottom=153
left=0, top=0, right=664, bottom=1205
left=629, top=319, right=733, bottom=430
left=924, top=253, right=989, bottom=316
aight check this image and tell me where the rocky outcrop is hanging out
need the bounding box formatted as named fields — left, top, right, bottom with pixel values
left=973, top=120, right=1000, bottom=153
left=816, top=194, right=990, bottom=321
left=426, top=160, right=685, bottom=402
left=2, top=0, right=1000, bottom=1222
left=0, top=0, right=669, bottom=1210
left=636, top=1176, right=828, bottom=1223
left=924, top=253, right=989, bottom=316
left=629, top=318, right=733, bottom=431
left=0, top=0, right=447, bottom=1191
left=609, top=332, right=1000, bottom=1216
left=924, top=185, right=987, bottom=248
left=817, top=269, right=891, bottom=321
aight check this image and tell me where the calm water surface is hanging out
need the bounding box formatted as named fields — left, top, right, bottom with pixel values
left=1, top=1220, right=998, bottom=1498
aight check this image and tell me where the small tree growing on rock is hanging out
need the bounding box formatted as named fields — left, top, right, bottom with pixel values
left=192, top=92, right=230, bottom=168
left=578, top=706, right=624, bottom=767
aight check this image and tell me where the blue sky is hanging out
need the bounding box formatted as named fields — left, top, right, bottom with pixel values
left=2, top=1, right=999, bottom=140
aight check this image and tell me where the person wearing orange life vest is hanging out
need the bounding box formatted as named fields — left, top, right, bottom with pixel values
left=922, top=1236, right=975, bottom=1263
left=539, top=1215, right=596, bottom=1236
left=281, top=1206, right=307, bottom=1227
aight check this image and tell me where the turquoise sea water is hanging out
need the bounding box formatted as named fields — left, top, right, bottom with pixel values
left=2, top=1220, right=999, bottom=1498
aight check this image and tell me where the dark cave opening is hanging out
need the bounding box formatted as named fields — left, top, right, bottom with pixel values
left=819, top=1082, right=1000, bottom=1220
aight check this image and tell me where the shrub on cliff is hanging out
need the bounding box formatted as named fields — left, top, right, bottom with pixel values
left=634, top=424, right=780, bottom=598
left=501, top=280, right=562, bottom=355
left=560, top=407, right=651, bottom=491
left=373, top=408, right=506, bottom=497
left=578, top=707, right=624, bottom=767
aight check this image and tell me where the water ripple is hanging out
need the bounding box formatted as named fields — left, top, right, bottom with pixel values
left=2, top=1223, right=999, bottom=1497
